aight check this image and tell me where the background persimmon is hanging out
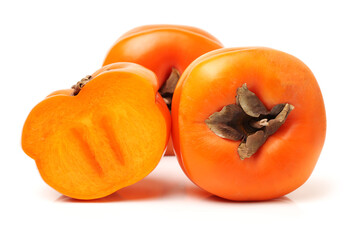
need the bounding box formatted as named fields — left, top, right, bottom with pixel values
left=22, top=63, right=170, bottom=200
left=103, top=25, right=223, bottom=155
left=172, top=47, right=326, bottom=201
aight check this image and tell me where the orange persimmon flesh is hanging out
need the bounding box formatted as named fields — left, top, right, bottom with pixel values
left=22, top=63, right=170, bottom=200
left=103, top=25, right=223, bottom=155
left=172, top=47, right=326, bottom=201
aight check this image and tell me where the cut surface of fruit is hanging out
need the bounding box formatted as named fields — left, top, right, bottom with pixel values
left=22, top=63, right=170, bottom=200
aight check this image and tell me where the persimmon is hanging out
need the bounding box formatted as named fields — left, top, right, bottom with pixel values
left=22, top=62, right=170, bottom=200
left=103, top=25, right=223, bottom=155
left=172, top=47, right=326, bottom=201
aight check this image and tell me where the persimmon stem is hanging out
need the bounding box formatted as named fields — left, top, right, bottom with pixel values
left=250, top=119, right=269, bottom=128
left=71, top=75, right=92, bottom=96
left=205, top=84, right=294, bottom=160
left=158, top=68, right=180, bottom=110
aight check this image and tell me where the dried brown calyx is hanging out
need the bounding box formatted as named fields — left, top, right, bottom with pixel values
left=158, top=68, right=180, bottom=110
left=205, top=84, right=294, bottom=160
left=71, top=75, right=92, bottom=96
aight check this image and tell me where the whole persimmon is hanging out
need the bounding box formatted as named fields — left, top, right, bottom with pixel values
left=103, top=25, right=223, bottom=155
left=172, top=47, right=326, bottom=201
left=22, top=63, right=170, bottom=200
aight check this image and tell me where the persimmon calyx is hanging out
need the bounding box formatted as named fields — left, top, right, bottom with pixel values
left=72, top=75, right=92, bottom=96
left=205, top=84, right=294, bottom=160
left=158, top=68, right=180, bottom=110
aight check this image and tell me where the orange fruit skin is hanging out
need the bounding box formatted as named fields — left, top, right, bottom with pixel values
left=172, top=47, right=326, bottom=201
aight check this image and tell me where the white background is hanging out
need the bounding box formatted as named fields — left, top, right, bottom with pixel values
left=1, top=0, right=351, bottom=239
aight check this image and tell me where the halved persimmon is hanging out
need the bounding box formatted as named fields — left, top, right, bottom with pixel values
left=103, top=25, right=223, bottom=155
left=172, top=47, right=326, bottom=201
left=22, top=62, right=170, bottom=200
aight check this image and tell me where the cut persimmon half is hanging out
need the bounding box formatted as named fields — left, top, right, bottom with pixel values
left=22, top=62, right=170, bottom=200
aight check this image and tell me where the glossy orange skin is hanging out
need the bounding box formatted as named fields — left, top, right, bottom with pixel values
left=22, top=63, right=170, bottom=200
left=172, top=47, right=326, bottom=201
left=103, top=25, right=223, bottom=155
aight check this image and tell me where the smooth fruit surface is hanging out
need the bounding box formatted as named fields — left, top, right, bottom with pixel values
left=172, top=47, right=326, bottom=201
